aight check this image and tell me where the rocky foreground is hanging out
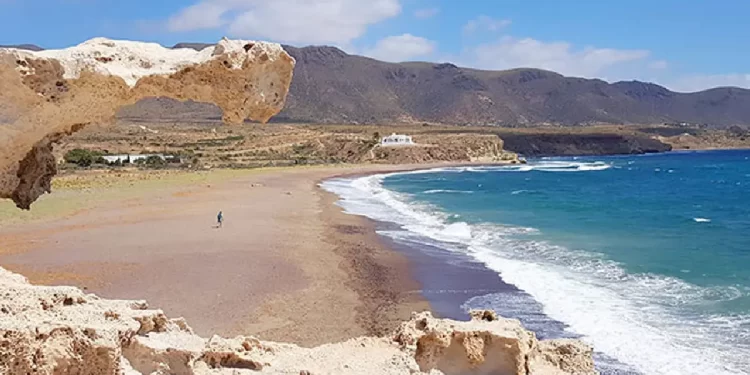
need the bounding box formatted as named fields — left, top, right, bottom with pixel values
left=0, top=266, right=597, bottom=375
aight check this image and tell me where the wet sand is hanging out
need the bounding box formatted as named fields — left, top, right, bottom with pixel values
left=0, top=165, right=436, bottom=346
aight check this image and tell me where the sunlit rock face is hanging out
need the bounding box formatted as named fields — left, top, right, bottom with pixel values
left=0, top=37, right=295, bottom=209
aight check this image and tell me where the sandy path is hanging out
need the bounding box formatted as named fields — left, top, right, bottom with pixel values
left=0, top=165, right=432, bottom=346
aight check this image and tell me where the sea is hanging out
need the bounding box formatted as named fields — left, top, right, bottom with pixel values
left=321, top=149, right=750, bottom=375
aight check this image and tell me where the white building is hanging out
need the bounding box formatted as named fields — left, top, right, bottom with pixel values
left=101, top=154, right=165, bottom=163
left=380, top=133, right=414, bottom=146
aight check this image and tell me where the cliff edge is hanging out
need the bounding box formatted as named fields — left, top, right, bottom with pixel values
left=0, top=266, right=597, bottom=375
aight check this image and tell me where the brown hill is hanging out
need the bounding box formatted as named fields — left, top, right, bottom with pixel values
left=275, top=46, right=750, bottom=127
left=0, top=44, right=44, bottom=51
left=14, top=43, right=750, bottom=127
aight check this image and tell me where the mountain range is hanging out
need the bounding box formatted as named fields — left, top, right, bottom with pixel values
left=6, top=42, right=750, bottom=127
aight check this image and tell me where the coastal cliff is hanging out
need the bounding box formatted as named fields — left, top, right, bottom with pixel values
left=294, top=132, right=520, bottom=164
left=497, top=131, right=672, bottom=157
left=0, top=266, right=597, bottom=375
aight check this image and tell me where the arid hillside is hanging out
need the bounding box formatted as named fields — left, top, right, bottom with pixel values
left=53, top=122, right=522, bottom=169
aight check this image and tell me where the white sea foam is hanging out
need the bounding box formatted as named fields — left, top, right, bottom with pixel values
left=466, top=232, right=749, bottom=375
left=511, top=189, right=537, bottom=195
left=693, top=217, right=711, bottom=223
left=453, top=161, right=612, bottom=173
left=423, top=189, right=474, bottom=194
left=441, top=222, right=473, bottom=240
left=321, top=164, right=750, bottom=375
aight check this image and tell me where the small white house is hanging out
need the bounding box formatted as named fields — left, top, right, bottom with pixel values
left=101, top=154, right=130, bottom=163
left=380, top=133, right=414, bottom=146
left=101, top=154, right=166, bottom=163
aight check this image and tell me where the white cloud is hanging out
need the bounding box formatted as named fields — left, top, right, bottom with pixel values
left=457, top=36, right=750, bottom=92
left=462, top=36, right=650, bottom=78
left=414, top=7, right=439, bottom=19
left=463, top=16, right=511, bottom=34
left=167, top=1, right=227, bottom=31
left=649, top=60, right=668, bottom=70
left=364, top=34, right=435, bottom=62
left=166, top=0, right=401, bottom=45
left=667, top=74, right=750, bottom=92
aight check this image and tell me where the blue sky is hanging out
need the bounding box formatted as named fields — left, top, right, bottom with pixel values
left=1, top=0, right=748, bottom=92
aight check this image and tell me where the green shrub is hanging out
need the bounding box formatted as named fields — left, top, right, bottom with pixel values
left=145, top=155, right=166, bottom=167
left=64, top=149, right=104, bottom=167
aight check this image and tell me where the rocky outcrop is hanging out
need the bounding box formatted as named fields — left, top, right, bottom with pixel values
left=0, top=37, right=295, bottom=209
left=394, top=310, right=597, bottom=375
left=0, top=266, right=597, bottom=375
left=648, top=126, right=750, bottom=150
left=496, top=132, right=672, bottom=157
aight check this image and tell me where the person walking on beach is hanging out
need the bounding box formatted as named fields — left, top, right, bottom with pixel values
left=217, top=211, right=223, bottom=228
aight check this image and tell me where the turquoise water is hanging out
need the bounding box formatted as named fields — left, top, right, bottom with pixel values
left=323, top=150, right=750, bottom=375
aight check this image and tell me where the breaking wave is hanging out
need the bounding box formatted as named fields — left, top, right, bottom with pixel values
left=423, top=189, right=474, bottom=194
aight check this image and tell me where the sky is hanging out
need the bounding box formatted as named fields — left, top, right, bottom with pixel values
left=1, top=0, right=749, bottom=92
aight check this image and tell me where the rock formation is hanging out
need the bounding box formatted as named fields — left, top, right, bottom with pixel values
left=0, top=37, right=295, bottom=209
left=395, top=310, right=598, bottom=375
left=0, top=265, right=597, bottom=375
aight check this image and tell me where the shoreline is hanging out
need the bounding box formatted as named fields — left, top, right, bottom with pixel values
left=317, top=190, right=427, bottom=336
left=320, top=163, right=645, bottom=375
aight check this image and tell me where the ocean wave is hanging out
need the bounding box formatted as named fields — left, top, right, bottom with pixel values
left=423, top=189, right=474, bottom=194
left=693, top=217, right=712, bottom=223
left=400, top=160, right=613, bottom=175
left=511, top=189, right=538, bottom=195
left=321, top=172, right=750, bottom=375
left=473, top=246, right=750, bottom=375
left=464, top=161, right=612, bottom=173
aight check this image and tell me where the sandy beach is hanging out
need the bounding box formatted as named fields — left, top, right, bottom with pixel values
left=0, top=165, right=437, bottom=346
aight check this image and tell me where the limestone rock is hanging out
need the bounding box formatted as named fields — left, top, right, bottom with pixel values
left=393, top=311, right=598, bottom=375
left=0, top=265, right=597, bottom=375
left=0, top=37, right=295, bottom=209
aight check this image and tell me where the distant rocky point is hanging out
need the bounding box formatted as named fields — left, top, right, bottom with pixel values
left=0, top=43, right=44, bottom=51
